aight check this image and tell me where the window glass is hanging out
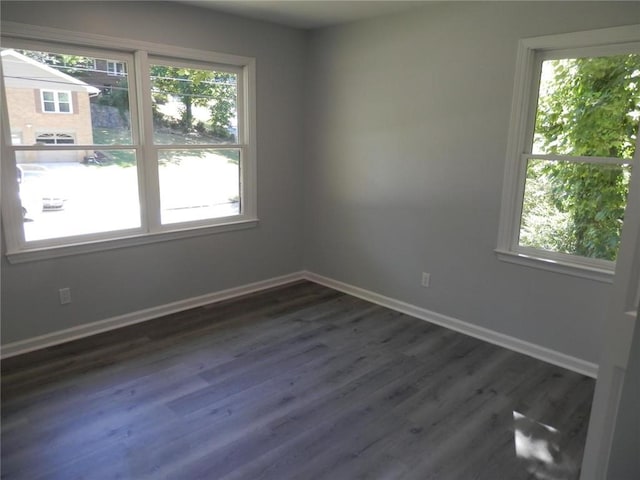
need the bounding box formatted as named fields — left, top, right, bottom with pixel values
left=57, top=91, right=71, bottom=112
left=16, top=151, right=141, bottom=241
left=107, top=61, right=126, bottom=76
left=150, top=63, right=238, bottom=145
left=1, top=48, right=133, bottom=145
left=519, top=159, right=632, bottom=261
left=41, top=90, right=56, bottom=111
left=36, top=133, right=75, bottom=145
left=158, top=149, right=240, bottom=224
left=517, top=53, right=639, bottom=262
left=2, top=47, right=140, bottom=242
left=532, top=55, right=639, bottom=158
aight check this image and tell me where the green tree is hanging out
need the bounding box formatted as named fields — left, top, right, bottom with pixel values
left=527, top=54, right=640, bottom=261
left=208, top=72, right=237, bottom=140
left=152, top=66, right=202, bottom=130
left=150, top=66, right=236, bottom=138
left=94, top=77, right=131, bottom=124
left=18, top=50, right=95, bottom=79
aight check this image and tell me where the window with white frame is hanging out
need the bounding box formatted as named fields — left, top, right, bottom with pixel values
left=36, top=132, right=75, bottom=144
left=107, top=60, right=126, bottom=76
left=497, top=26, right=640, bottom=280
left=149, top=58, right=241, bottom=225
left=0, top=31, right=256, bottom=262
left=41, top=89, right=72, bottom=113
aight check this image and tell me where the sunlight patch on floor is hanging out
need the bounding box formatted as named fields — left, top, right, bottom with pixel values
left=513, top=410, right=581, bottom=480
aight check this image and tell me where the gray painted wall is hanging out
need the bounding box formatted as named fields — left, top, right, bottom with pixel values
left=0, top=1, right=307, bottom=343
left=303, top=1, right=640, bottom=363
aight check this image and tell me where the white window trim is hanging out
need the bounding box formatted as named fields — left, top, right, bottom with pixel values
left=41, top=89, right=72, bottom=113
left=107, top=60, right=126, bottom=76
left=1, top=21, right=258, bottom=264
left=35, top=132, right=76, bottom=144
left=496, top=24, right=640, bottom=283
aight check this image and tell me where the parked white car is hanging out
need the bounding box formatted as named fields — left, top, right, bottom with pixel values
left=17, top=164, right=65, bottom=219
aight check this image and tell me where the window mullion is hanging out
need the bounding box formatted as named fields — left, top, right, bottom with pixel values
left=134, top=50, right=161, bottom=233
left=241, top=60, right=257, bottom=218
left=237, top=67, right=248, bottom=217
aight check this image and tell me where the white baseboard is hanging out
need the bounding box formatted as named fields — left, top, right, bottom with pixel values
left=302, top=271, right=599, bottom=378
left=1, top=269, right=599, bottom=379
left=0, top=272, right=306, bottom=359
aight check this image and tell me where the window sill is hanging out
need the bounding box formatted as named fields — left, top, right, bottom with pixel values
left=6, top=218, right=259, bottom=264
left=495, top=249, right=614, bottom=283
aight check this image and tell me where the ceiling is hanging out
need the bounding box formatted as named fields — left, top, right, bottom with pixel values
left=179, top=1, right=427, bottom=29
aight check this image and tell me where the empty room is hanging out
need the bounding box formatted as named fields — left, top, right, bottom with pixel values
left=1, top=1, right=639, bottom=479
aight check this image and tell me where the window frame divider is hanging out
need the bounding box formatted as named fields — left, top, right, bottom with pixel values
left=135, top=49, right=158, bottom=234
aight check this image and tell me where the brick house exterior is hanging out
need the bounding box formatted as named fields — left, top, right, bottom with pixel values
left=1, top=49, right=99, bottom=163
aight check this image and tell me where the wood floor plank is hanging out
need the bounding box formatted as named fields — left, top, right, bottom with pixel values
left=168, top=355, right=422, bottom=480
left=1, top=281, right=595, bottom=480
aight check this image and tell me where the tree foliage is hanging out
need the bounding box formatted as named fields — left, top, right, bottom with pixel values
left=522, top=54, right=640, bottom=261
left=150, top=65, right=236, bottom=140
left=17, top=50, right=237, bottom=142
left=18, top=50, right=96, bottom=78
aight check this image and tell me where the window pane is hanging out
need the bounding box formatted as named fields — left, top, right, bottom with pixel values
left=36, top=133, right=75, bottom=145
left=158, top=149, right=240, bottom=224
left=533, top=54, right=640, bottom=158
left=150, top=63, right=237, bottom=145
left=56, top=134, right=75, bottom=144
left=519, top=159, right=631, bottom=261
left=16, top=150, right=141, bottom=241
left=1, top=48, right=133, bottom=145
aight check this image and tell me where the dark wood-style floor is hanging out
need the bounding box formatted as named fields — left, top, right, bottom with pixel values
left=1, top=281, right=595, bottom=480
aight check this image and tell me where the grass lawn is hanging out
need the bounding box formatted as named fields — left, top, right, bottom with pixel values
left=92, top=128, right=238, bottom=166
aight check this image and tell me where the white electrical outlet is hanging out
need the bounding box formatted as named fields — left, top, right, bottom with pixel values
left=59, top=287, right=71, bottom=305
left=421, top=272, right=431, bottom=288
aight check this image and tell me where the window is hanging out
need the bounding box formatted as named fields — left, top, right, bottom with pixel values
left=36, top=133, right=75, bottom=145
left=41, top=89, right=72, bottom=113
left=497, top=26, right=640, bottom=281
left=1, top=28, right=256, bottom=262
left=150, top=59, right=241, bottom=225
left=107, top=60, right=126, bottom=76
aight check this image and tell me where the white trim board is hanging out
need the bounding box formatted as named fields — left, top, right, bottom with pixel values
left=1, top=270, right=599, bottom=378
left=0, top=272, right=306, bottom=359
left=303, top=272, right=599, bottom=378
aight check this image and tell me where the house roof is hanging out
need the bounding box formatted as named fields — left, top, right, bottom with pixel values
left=1, top=49, right=101, bottom=95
